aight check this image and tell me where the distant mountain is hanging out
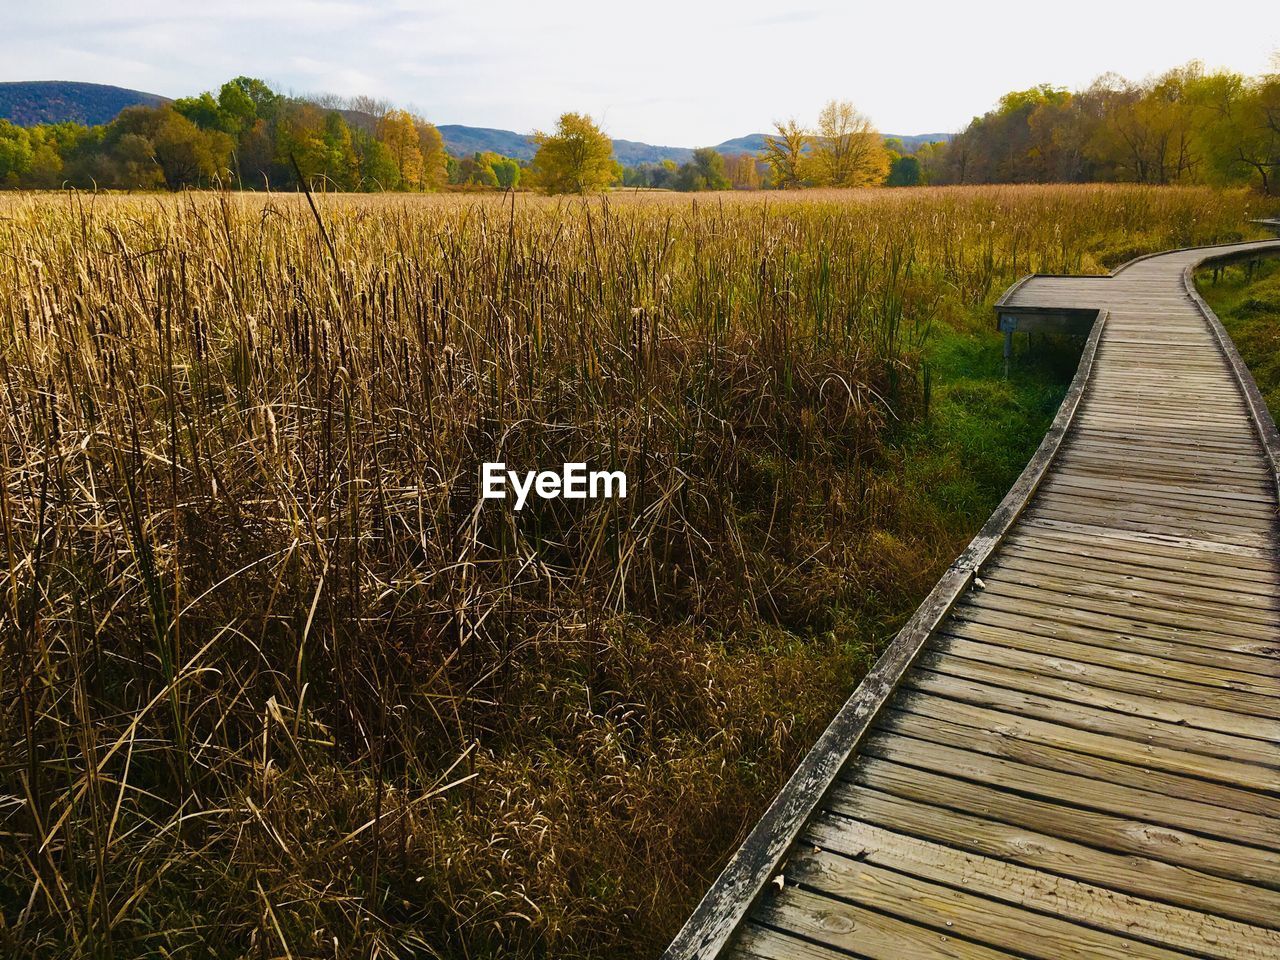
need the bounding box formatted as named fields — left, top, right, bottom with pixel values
left=610, top=139, right=694, bottom=166
left=436, top=126, right=699, bottom=165
left=0, top=82, right=951, bottom=165
left=715, top=132, right=951, bottom=154
left=887, top=133, right=951, bottom=152
left=438, top=126, right=951, bottom=166
left=714, top=134, right=771, bottom=154
left=0, top=81, right=169, bottom=126
left=436, top=124, right=537, bottom=159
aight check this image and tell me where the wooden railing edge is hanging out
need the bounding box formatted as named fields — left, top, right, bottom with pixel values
left=1182, top=244, right=1280, bottom=493
left=662, top=304, right=1110, bottom=960
left=992, top=271, right=1037, bottom=308
left=1108, top=233, right=1280, bottom=275
left=995, top=232, right=1280, bottom=309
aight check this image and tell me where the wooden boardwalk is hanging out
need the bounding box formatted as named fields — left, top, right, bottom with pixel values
left=667, top=239, right=1280, bottom=960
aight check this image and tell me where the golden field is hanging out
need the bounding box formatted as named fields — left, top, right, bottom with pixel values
left=1, top=184, right=1276, bottom=958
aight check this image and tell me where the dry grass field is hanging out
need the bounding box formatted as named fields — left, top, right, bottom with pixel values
left=1, top=184, right=1275, bottom=959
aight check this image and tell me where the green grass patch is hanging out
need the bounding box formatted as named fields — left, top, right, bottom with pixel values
left=900, top=321, right=1075, bottom=524
left=1197, top=257, right=1280, bottom=422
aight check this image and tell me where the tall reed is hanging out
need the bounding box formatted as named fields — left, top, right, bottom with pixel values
left=0, top=184, right=1272, bottom=958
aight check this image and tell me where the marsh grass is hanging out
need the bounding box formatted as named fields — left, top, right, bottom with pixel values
left=0, top=184, right=1274, bottom=959
left=1197, top=257, right=1280, bottom=422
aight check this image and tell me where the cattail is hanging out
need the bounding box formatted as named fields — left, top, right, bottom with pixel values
left=0, top=186, right=1265, bottom=960
left=264, top=403, right=278, bottom=454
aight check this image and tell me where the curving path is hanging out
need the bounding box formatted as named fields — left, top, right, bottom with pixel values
left=668, top=238, right=1280, bottom=960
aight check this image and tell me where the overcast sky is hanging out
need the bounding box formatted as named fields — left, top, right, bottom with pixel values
left=6, top=1, right=1278, bottom=145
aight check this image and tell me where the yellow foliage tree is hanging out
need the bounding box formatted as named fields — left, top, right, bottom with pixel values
left=377, top=109, right=424, bottom=189
left=416, top=119, right=449, bottom=190
left=811, top=100, right=888, bottom=187
left=725, top=152, right=762, bottom=190
left=761, top=118, right=811, bottom=189
left=532, top=113, right=616, bottom=194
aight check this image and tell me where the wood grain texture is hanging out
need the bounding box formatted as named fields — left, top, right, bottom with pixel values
left=667, top=238, right=1280, bottom=959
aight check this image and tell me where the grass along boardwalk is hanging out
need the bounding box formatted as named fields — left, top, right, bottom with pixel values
left=667, top=237, right=1280, bottom=960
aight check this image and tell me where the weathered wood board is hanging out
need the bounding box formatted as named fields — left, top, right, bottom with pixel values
left=666, top=238, right=1280, bottom=960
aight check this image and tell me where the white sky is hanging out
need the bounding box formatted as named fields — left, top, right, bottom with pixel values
left=7, top=1, right=1278, bottom=145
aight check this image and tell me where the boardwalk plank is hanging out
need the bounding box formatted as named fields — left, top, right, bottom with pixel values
left=788, top=849, right=1195, bottom=960
left=827, top=784, right=1280, bottom=929
left=932, top=635, right=1280, bottom=721
left=949, top=601, right=1280, bottom=672
left=844, top=758, right=1280, bottom=887
left=936, top=629, right=1280, bottom=712
left=752, top=889, right=1021, bottom=960
left=904, top=670, right=1278, bottom=769
left=898, top=690, right=1280, bottom=800
left=804, top=815, right=1280, bottom=960
left=668, top=238, right=1280, bottom=960
left=877, top=707, right=1280, bottom=823
left=861, top=730, right=1280, bottom=849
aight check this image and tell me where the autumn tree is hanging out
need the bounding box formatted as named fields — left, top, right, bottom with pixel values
left=1082, top=65, right=1219, bottom=184
left=724, top=152, right=762, bottom=189
left=453, top=151, right=522, bottom=189
left=111, top=133, right=163, bottom=187
left=0, top=76, right=464, bottom=194
left=532, top=112, right=616, bottom=194
left=377, top=110, right=425, bottom=188
left=761, top=118, right=810, bottom=189
left=416, top=119, right=449, bottom=189
left=320, top=110, right=359, bottom=189
left=352, top=130, right=399, bottom=189
left=456, top=152, right=499, bottom=186
left=1128, top=65, right=1204, bottom=183
left=811, top=100, right=887, bottom=186
left=237, top=119, right=275, bottom=188
left=153, top=111, right=233, bottom=187
left=518, top=162, right=542, bottom=192
left=939, top=84, right=1073, bottom=183
left=275, top=102, right=334, bottom=186
left=1240, top=75, right=1280, bottom=194
left=0, top=121, right=71, bottom=187
left=11, top=64, right=1280, bottom=196
left=105, top=106, right=232, bottom=188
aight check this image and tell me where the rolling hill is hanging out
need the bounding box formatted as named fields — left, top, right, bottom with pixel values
left=1, top=80, right=951, bottom=164
left=436, top=126, right=702, bottom=164
left=438, top=128, right=951, bottom=164
left=0, top=81, right=169, bottom=126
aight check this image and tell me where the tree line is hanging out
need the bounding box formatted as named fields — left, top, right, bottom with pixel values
left=620, top=60, right=1280, bottom=196
left=619, top=101, right=920, bottom=192
left=929, top=60, right=1280, bottom=194
left=0, top=77, right=522, bottom=192
left=1, top=59, right=1275, bottom=195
